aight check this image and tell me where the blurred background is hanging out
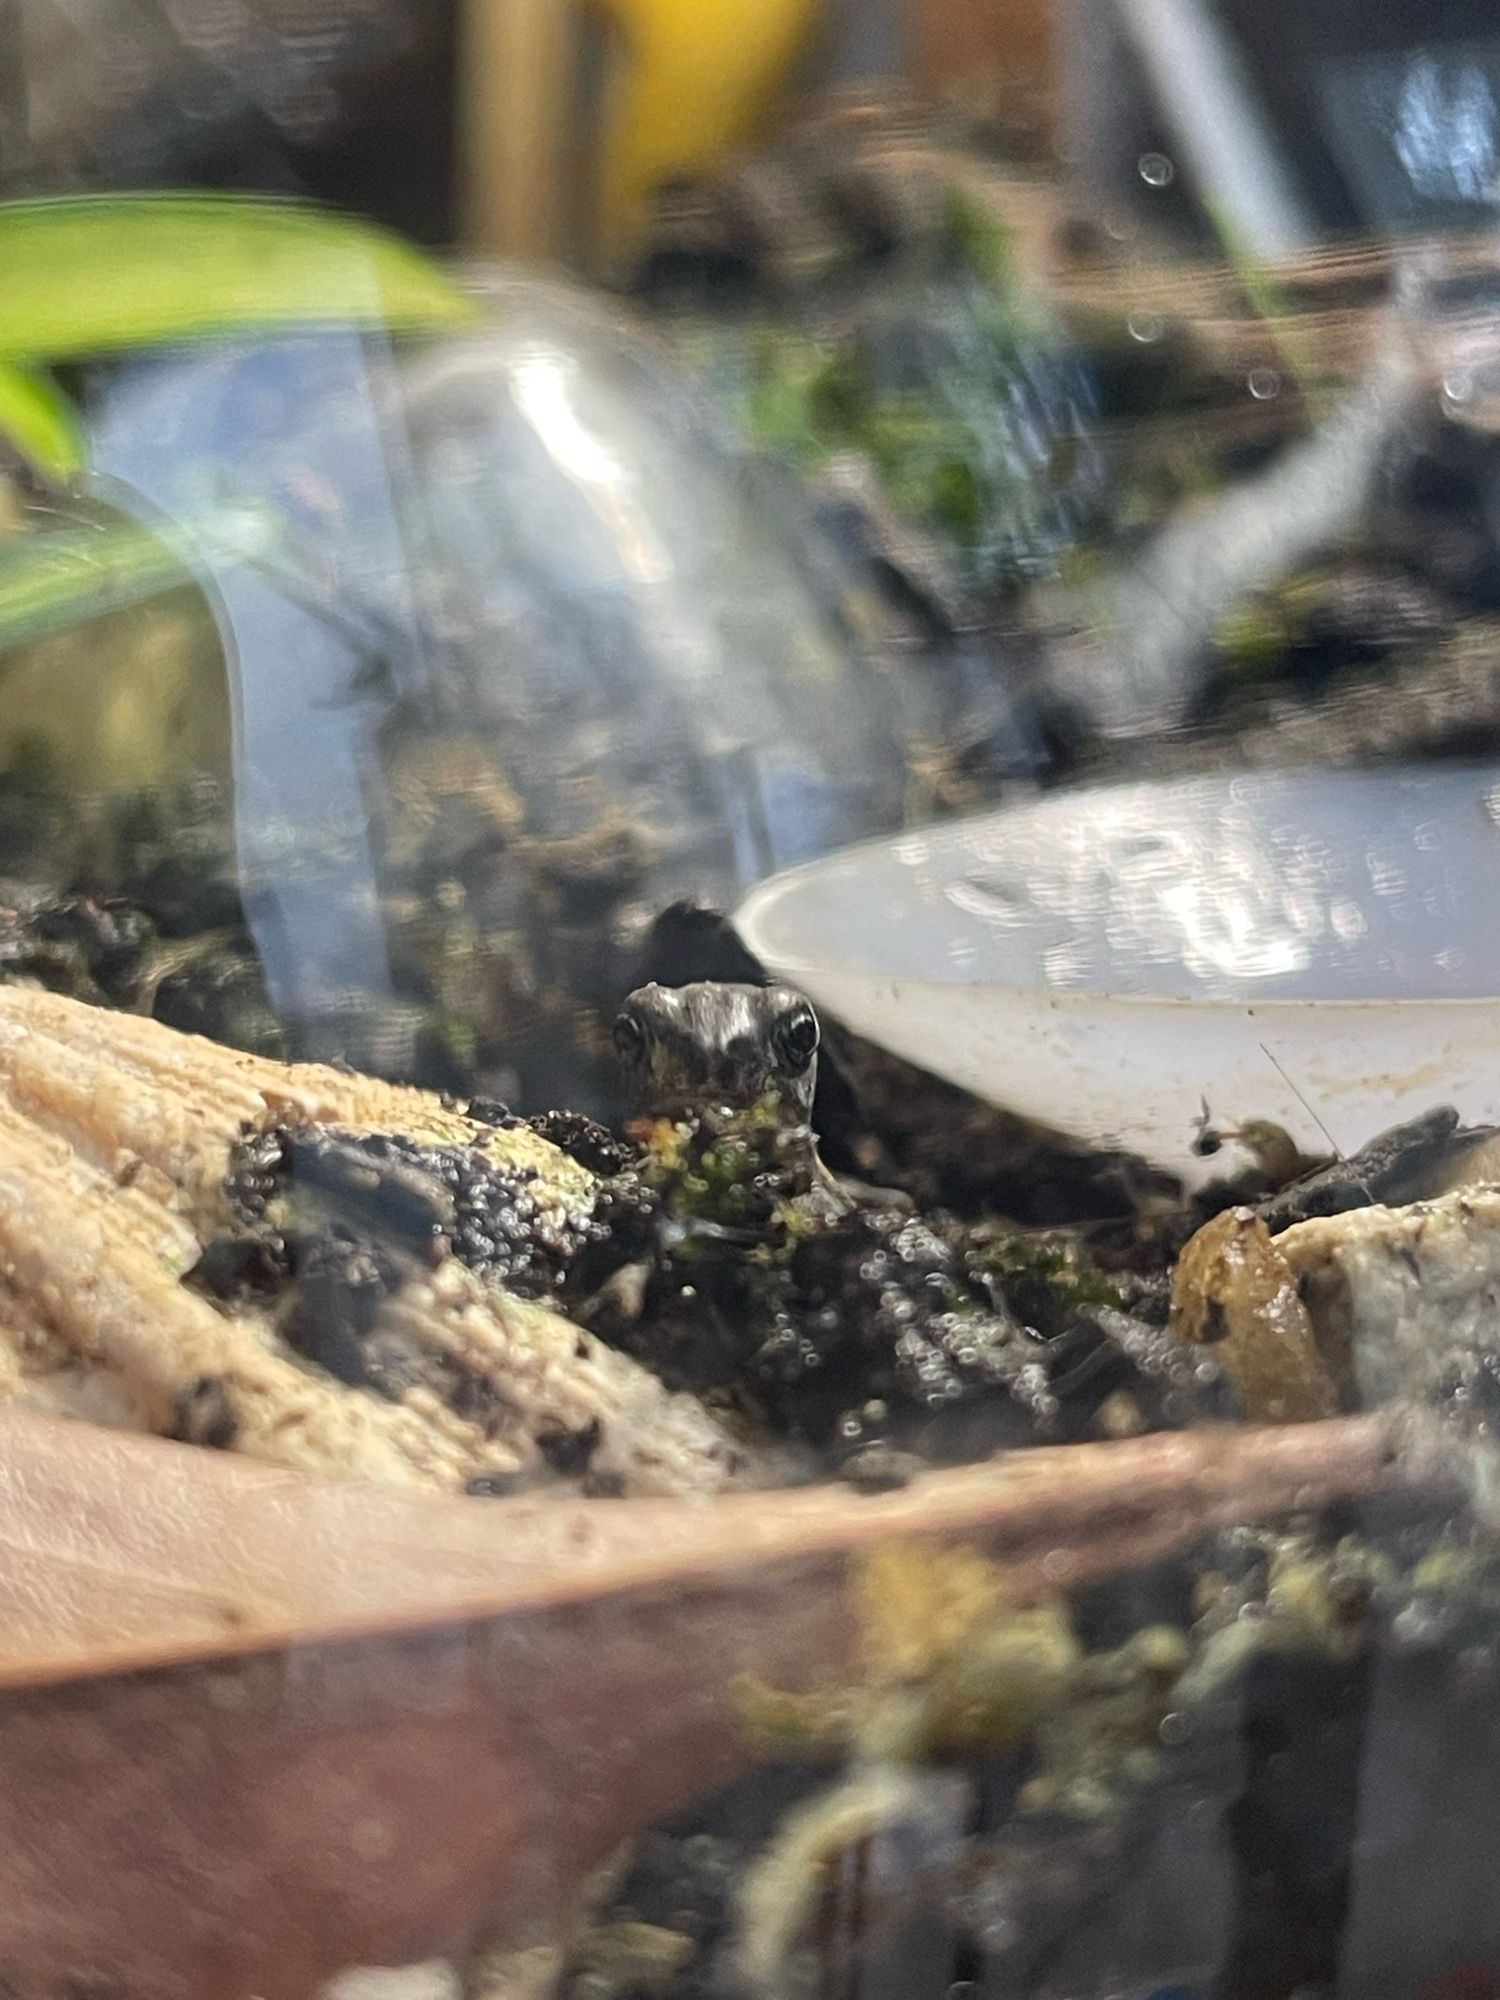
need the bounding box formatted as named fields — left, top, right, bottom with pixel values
left=16, top=20, right=1500, bottom=1999
left=5, top=0, right=1500, bottom=1147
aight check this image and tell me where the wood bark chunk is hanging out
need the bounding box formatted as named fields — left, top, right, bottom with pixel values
left=0, top=988, right=747, bottom=1496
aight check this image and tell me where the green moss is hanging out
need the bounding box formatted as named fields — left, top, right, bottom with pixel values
left=639, top=1096, right=816, bottom=1246
left=941, top=188, right=1015, bottom=295
left=1214, top=593, right=1303, bottom=673
left=737, top=1543, right=1172, bottom=1796
left=1025, top=1624, right=1191, bottom=1816
left=690, top=250, right=1087, bottom=595
left=727, top=1522, right=1500, bottom=1997
left=973, top=1232, right=1124, bottom=1339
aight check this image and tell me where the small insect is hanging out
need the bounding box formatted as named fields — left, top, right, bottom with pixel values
left=1190, top=1096, right=1223, bottom=1157
left=1190, top=1095, right=1325, bottom=1188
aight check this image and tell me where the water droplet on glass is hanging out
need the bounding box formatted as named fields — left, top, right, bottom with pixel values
left=1482, top=783, right=1500, bottom=830
left=1138, top=151, right=1175, bottom=187
left=1128, top=312, right=1166, bottom=344
left=1330, top=897, right=1367, bottom=944
left=948, top=872, right=1033, bottom=923
left=1445, top=370, right=1475, bottom=405
left=1158, top=1709, right=1195, bottom=1747
left=1247, top=367, right=1281, bottom=400
left=1366, top=850, right=1406, bottom=899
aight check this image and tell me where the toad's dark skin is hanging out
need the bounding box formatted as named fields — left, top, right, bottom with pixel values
left=1254, top=1105, right=1495, bottom=1234
left=613, top=980, right=854, bottom=1224
left=592, top=981, right=1218, bottom=1464
left=614, top=980, right=822, bottom=1124
left=198, top=980, right=1219, bottom=1468
left=632, top=903, right=1185, bottom=1231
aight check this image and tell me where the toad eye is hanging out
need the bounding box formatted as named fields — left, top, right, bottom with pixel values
left=612, top=1007, right=650, bottom=1067
left=769, top=1002, right=819, bottom=1074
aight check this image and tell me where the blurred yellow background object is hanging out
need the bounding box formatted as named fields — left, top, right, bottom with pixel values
left=598, top=0, right=820, bottom=254
left=460, top=0, right=820, bottom=268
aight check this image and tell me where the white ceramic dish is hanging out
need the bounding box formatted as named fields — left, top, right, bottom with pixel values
left=736, top=764, right=1500, bottom=1179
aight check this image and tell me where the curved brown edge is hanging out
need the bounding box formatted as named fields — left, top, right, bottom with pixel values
left=0, top=1415, right=1408, bottom=1998
left=0, top=1413, right=1399, bottom=1691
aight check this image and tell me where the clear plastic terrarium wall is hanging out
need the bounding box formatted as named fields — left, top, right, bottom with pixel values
left=41, top=269, right=929, bottom=1117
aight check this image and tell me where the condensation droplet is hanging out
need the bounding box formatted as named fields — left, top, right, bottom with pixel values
left=1445, top=370, right=1475, bottom=405
left=1127, top=312, right=1166, bottom=344
left=1330, top=897, right=1367, bottom=944
left=1392, top=1599, right=1445, bottom=1650
left=1248, top=367, right=1281, bottom=400
left=1138, top=151, right=1175, bottom=187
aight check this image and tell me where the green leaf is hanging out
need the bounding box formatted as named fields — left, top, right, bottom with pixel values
left=0, top=361, right=86, bottom=481
left=0, top=517, right=192, bottom=651
left=0, top=194, right=481, bottom=361
left=0, top=503, right=276, bottom=652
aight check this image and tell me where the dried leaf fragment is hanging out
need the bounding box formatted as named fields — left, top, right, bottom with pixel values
left=1171, top=1206, right=1340, bottom=1422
